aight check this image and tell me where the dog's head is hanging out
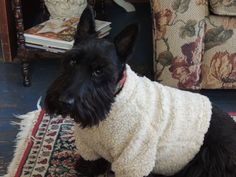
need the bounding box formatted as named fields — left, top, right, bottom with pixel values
left=44, top=6, right=138, bottom=128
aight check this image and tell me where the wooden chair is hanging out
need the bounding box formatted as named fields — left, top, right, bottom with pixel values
left=13, top=0, right=99, bottom=87
left=14, top=0, right=52, bottom=86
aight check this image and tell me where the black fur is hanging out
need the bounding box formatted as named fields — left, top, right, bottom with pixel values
left=75, top=158, right=111, bottom=177
left=44, top=6, right=138, bottom=128
left=163, top=106, right=236, bottom=177
left=45, top=6, right=236, bottom=177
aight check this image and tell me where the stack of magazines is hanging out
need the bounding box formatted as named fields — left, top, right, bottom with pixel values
left=24, top=17, right=111, bottom=53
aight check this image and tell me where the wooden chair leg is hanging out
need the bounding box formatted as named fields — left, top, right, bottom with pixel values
left=21, top=61, right=31, bottom=87
left=14, top=0, right=32, bottom=86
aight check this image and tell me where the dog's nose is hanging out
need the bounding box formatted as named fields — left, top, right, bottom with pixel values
left=59, top=94, right=75, bottom=107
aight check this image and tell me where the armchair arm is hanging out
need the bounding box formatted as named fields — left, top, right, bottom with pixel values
left=151, top=0, right=209, bottom=89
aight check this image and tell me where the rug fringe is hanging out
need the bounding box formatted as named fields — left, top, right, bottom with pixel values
left=233, top=117, right=236, bottom=122
left=3, top=109, right=41, bottom=177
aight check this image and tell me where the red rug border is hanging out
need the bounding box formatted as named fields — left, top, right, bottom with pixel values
left=12, top=111, right=236, bottom=177
left=14, top=110, right=45, bottom=177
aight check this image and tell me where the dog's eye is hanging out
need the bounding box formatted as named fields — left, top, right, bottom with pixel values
left=70, top=59, right=78, bottom=66
left=92, top=69, right=103, bottom=77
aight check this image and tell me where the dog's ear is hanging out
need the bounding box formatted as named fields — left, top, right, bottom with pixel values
left=74, top=5, right=96, bottom=44
left=114, top=23, right=139, bottom=63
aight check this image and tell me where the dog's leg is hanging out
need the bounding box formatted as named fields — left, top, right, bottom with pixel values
left=76, top=157, right=111, bottom=177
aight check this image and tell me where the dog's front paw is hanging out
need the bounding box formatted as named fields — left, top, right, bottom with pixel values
left=76, top=157, right=111, bottom=177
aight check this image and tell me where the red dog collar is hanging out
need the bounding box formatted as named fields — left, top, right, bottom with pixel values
left=115, top=68, right=127, bottom=95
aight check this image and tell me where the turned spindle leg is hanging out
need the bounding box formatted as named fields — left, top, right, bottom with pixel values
left=21, top=61, right=31, bottom=87
left=14, top=0, right=31, bottom=86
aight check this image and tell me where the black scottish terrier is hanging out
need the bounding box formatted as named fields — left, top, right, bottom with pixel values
left=45, top=6, right=236, bottom=177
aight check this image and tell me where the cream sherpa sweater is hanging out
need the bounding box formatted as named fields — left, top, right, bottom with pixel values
left=74, top=65, right=212, bottom=177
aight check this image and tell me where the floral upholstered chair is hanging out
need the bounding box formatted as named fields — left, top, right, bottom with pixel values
left=151, top=0, right=236, bottom=89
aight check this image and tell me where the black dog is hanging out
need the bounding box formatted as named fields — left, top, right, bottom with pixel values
left=45, top=6, right=236, bottom=177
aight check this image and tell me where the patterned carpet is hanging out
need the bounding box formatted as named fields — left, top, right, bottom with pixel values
left=6, top=110, right=80, bottom=177
left=5, top=110, right=236, bottom=177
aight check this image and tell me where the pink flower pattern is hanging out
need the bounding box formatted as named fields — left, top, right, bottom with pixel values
left=169, top=38, right=202, bottom=89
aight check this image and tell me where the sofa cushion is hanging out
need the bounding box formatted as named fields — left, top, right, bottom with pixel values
left=209, top=0, right=236, bottom=16
left=151, top=0, right=208, bottom=89
left=201, top=15, right=236, bottom=89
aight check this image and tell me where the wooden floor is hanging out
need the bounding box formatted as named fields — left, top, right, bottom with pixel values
left=0, top=3, right=236, bottom=176
left=0, top=60, right=61, bottom=174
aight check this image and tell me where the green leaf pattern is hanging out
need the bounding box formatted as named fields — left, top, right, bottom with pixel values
left=158, top=51, right=174, bottom=66
left=205, top=26, right=233, bottom=50
left=172, top=0, right=191, bottom=13
left=180, top=20, right=197, bottom=38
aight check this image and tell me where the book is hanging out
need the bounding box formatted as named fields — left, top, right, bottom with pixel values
left=25, top=31, right=111, bottom=53
left=24, top=17, right=111, bottom=51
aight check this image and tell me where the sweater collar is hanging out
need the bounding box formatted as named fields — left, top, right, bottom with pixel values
left=115, top=67, right=127, bottom=96
left=113, top=64, right=138, bottom=106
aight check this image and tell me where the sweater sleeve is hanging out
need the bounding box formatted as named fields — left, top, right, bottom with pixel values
left=75, top=135, right=101, bottom=161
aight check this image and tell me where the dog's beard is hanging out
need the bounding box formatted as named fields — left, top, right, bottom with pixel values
left=72, top=85, right=115, bottom=128
left=45, top=78, right=116, bottom=128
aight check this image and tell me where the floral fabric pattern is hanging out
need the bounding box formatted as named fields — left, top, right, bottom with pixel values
left=201, top=15, right=236, bottom=89
left=196, top=0, right=208, bottom=6
left=154, top=9, right=173, bottom=40
left=202, top=51, right=236, bottom=88
left=151, top=0, right=236, bottom=89
left=209, top=0, right=236, bottom=16
left=169, top=37, right=202, bottom=88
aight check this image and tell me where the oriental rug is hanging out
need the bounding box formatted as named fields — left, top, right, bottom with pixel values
left=4, top=110, right=236, bottom=177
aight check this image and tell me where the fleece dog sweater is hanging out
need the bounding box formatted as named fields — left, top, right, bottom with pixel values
left=74, top=65, right=212, bottom=177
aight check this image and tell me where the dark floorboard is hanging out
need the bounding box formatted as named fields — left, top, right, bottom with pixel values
left=0, top=3, right=236, bottom=176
